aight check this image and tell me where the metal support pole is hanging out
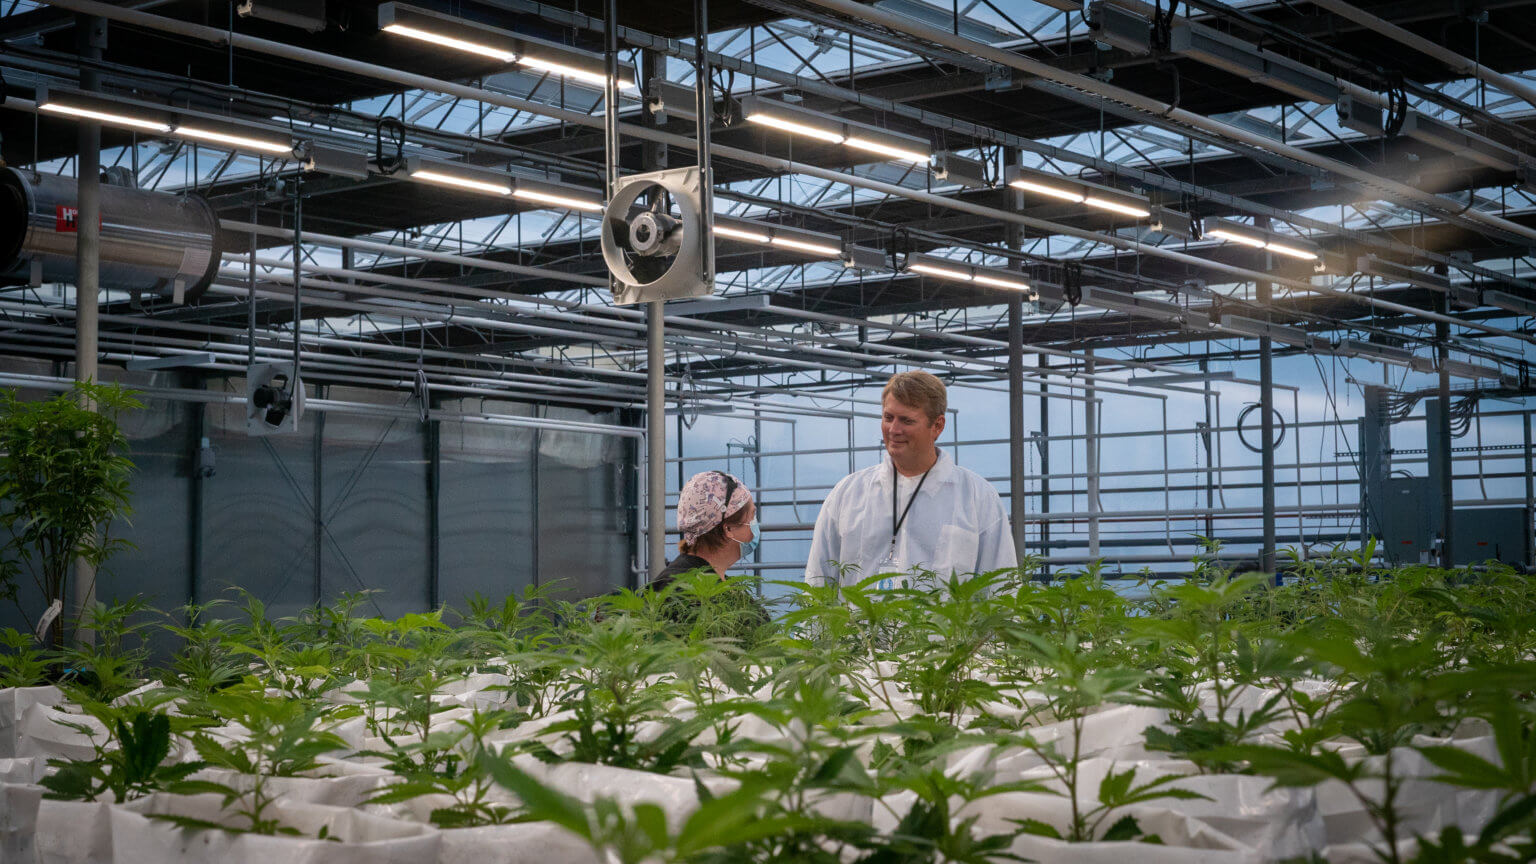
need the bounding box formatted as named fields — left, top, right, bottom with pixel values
left=1085, top=349, right=1099, bottom=559
left=1435, top=264, right=1455, bottom=567
left=71, top=13, right=106, bottom=643
left=1201, top=357, right=1214, bottom=539
left=1004, top=147, right=1026, bottom=568
left=1257, top=217, right=1277, bottom=573
left=646, top=307, right=666, bottom=577
left=1038, top=353, right=1051, bottom=579
left=1524, top=412, right=1533, bottom=565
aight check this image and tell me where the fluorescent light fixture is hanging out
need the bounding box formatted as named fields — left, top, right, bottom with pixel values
left=1400, top=110, right=1522, bottom=172
left=713, top=224, right=772, bottom=244
left=748, top=113, right=845, bottom=143
left=770, top=235, right=842, bottom=257
left=741, top=94, right=846, bottom=143
left=300, top=144, right=371, bottom=180
left=739, top=94, right=931, bottom=163
left=176, top=124, right=293, bottom=155
left=1081, top=284, right=1197, bottom=324
left=712, top=216, right=844, bottom=259
left=907, top=254, right=1033, bottom=293
left=406, top=156, right=510, bottom=196
left=972, top=272, right=1032, bottom=291
left=378, top=4, right=634, bottom=87
left=1356, top=255, right=1451, bottom=293
left=1483, top=289, right=1536, bottom=317
left=1169, top=18, right=1340, bottom=104
left=932, top=152, right=990, bottom=189
left=909, top=262, right=973, bottom=281
left=1442, top=359, right=1503, bottom=380
left=1010, top=179, right=1085, bottom=202
left=383, top=21, right=516, bottom=61
left=1219, top=314, right=1314, bottom=348
left=1130, top=370, right=1237, bottom=385
left=1089, top=3, right=1153, bottom=55
left=35, top=86, right=174, bottom=133
left=1206, top=228, right=1267, bottom=248
left=511, top=178, right=603, bottom=212
left=1084, top=195, right=1151, bottom=219
left=1206, top=218, right=1321, bottom=260
left=512, top=35, right=636, bottom=90
left=1264, top=241, right=1321, bottom=261
left=1005, top=165, right=1150, bottom=219
left=39, top=101, right=171, bottom=133
left=647, top=77, right=699, bottom=124
left=237, top=0, right=327, bottom=33
left=844, top=135, right=929, bottom=164
left=1333, top=338, right=1415, bottom=368
left=1149, top=205, right=1199, bottom=239
left=842, top=244, right=890, bottom=272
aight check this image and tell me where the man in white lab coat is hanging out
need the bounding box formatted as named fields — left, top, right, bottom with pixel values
left=805, top=370, right=1016, bottom=587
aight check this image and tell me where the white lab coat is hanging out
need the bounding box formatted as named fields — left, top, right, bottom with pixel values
left=804, top=448, right=1016, bottom=586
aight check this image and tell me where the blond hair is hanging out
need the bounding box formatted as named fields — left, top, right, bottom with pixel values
left=882, top=371, right=947, bottom=421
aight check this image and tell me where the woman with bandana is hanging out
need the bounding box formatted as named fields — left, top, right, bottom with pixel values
left=647, top=470, right=770, bottom=636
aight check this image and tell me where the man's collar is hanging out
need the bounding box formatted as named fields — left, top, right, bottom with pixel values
left=880, top=447, right=955, bottom=486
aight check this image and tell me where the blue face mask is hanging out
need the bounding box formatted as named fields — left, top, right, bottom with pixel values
left=735, top=518, right=760, bottom=559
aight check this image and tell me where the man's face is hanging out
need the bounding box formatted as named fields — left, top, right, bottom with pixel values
left=881, top=396, right=944, bottom=461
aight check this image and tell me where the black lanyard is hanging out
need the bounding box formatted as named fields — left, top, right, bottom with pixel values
left=890, top=461, right=934, bottom=547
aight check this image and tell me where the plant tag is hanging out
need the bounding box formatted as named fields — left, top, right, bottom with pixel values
left=35, top=599, right=63, bottom=642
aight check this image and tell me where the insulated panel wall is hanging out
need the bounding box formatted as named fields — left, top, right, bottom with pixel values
left=537, top=406, right=634, bottom=598
left=199, top=378, right=319, bottom=622
left=319, top=386, right=431, bottom=619
left=436, top=398, right=537, bottom=610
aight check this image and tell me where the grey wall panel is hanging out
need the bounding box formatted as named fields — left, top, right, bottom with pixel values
left=198, top=383, right=319, bottom=621
left=436, top=399, right=536, bottom=611
left=319, top=387, right=430, bottom=618
left=537, top=406, right=633, bottom=598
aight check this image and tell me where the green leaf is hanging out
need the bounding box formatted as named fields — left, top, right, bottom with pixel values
left=1100, top=814, right=1142, bottom=842
left=1013, top=818, right=1062, bottom=839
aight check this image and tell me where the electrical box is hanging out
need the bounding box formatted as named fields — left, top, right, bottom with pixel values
left=1377, top=476, right=1434, bottom=565
left=1451, top=507, right=1534, bottom=567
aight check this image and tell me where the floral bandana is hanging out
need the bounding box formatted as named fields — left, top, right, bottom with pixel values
left=677, top=471, right=752, bottom=545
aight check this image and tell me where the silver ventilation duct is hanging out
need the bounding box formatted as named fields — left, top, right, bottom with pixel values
left=0, top=167, right=220, bottom=302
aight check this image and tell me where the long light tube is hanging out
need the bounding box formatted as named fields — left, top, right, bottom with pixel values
left=909, top=262, right=973, bottom=281
left=1083, top=195, right=1151, bottom=218
left=512, top=187, right=602, bottom=211
left=972, top=272, right=1032, bottom=292
left=744, top=111, right=846, bottom=144
left=409, top=167, right=510, bottom=196
left=844, top=135, right=930, bottom=164
left=1210, top=218, right=1320, bottom=258
left=770, top=236, right=842, bottom=257
left=713, top=224, right=772, bottom=243
left=380, top=22, right=517, bottom=61
left=39, top=102, right=172, bottom=133
left=1206, top=227, right=1267, bottom=248
left=176, top=125, right=294, bottom=155
left=516, top=55, right=634, bottom=90
left=1008, top=178, right=1086, bottom=203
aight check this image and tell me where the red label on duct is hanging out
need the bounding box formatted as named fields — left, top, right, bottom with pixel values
left=56, top=205, right=78, bottom=233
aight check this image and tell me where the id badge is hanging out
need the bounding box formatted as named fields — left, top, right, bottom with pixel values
left=876, top=544, right=900, bottom=590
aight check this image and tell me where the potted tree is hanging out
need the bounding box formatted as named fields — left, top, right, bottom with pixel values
left=0, top=382, right=139, bottom=647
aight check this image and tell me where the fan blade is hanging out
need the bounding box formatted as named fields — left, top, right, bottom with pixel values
left=632, top=255, right=673, bottom=285
left=608, top=217, right=632, bottom=251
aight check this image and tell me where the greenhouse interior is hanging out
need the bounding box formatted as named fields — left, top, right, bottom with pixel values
left=0, top=0, right=1534, bottom=861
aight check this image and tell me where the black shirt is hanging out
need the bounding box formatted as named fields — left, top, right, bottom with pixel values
left=649, top=553, right=716, bottom=591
